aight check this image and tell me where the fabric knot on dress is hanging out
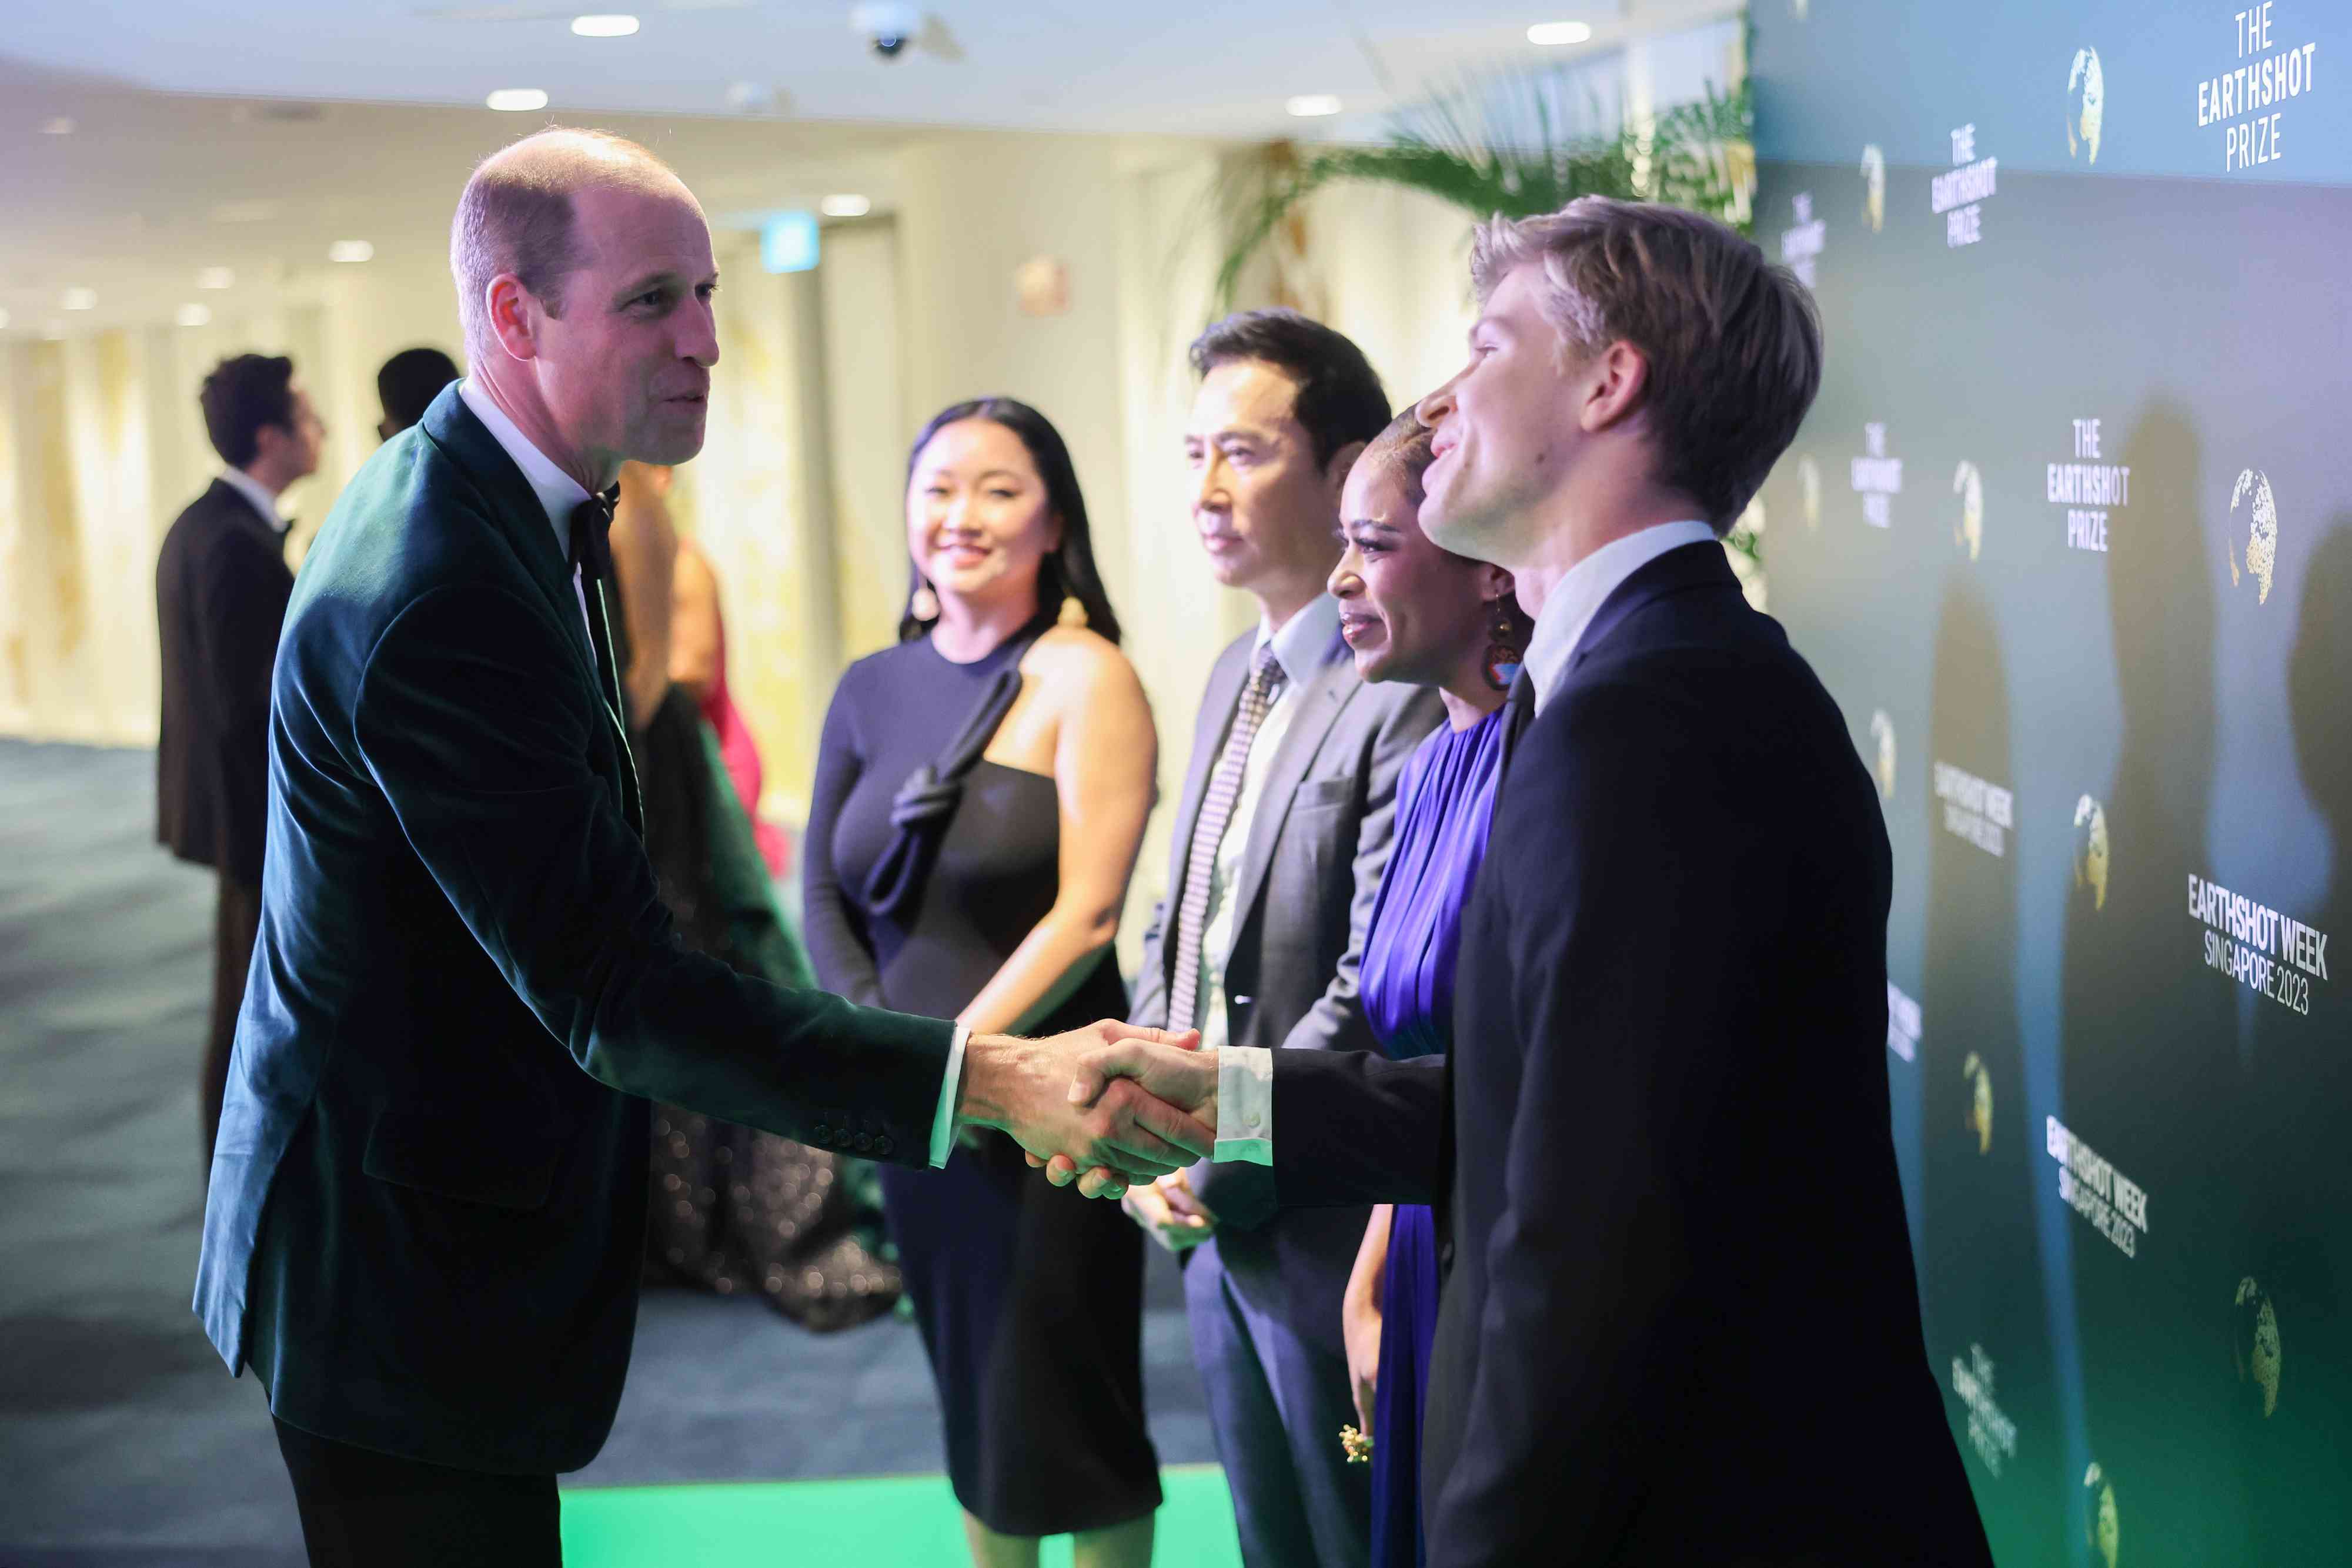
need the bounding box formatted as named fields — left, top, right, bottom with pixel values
left=862, top=660, right=1031, bottom=922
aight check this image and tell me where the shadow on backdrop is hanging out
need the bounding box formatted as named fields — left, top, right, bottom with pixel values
left=1916, top=578, right=2063, bottom=1563
left=2057, top=398, right=2240, bottom=1564
left=2229, top=518, right=2352, bottom=1556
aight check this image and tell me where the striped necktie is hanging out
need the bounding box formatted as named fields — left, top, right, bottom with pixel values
left=1168, top=641, right=1288, bottom=1032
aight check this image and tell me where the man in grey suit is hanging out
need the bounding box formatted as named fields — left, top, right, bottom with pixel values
left=1125, top=310, right=1443, bottom=1568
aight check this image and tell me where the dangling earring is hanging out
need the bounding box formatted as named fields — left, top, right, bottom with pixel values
left=1482, top=594, right=1525, bottom=691
left=1045, top=549, right=1086, bottom=629
left=910, top=581, right=940, bottom=622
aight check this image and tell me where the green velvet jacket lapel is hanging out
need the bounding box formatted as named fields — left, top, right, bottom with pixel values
left=414, top=383, right=642, bottom=833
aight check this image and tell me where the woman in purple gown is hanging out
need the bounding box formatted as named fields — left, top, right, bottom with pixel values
left=1330, top=412, right=1526, bottom=1568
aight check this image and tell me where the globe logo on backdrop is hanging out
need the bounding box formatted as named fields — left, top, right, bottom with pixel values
left=1869, top=710, right=1897, bottom=801
left=2069, top=48, right=2106, bottom=163
left=1799, top=454, right=1823, bottom=531
left=1960, top=1052, right=1993, bottom=1154
left=2083, top=1463, right=2121, bottom=1568
left=2234, top=1276, right=2283, bottom=1416
left=2229, top=467, right=2280, bottom=604
left=1952, top=461, right=1983, bottom=559
left=2073, top=795, right=2109, bottom=911
left=1860, top=143, right=1886, bottom=232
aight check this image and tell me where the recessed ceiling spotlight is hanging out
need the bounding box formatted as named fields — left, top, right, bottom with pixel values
left=1286, top=95, right=1343, bottom=118
left=177, top=303, right=212, bottom=327
left=62, top=287, right=96, bottom=311
left=39, top=116, right=75, bottom=135
left=1527, top=21, right=1593, bottom=45
left=486, top=88, right=550, bottom=112
left=329, top=240, right=376, bottom=264
left=198, top=267, right=235, bottom=290
left=820, top=193, right=871, bottom=218
left=570, top=14, right=639, bottom=36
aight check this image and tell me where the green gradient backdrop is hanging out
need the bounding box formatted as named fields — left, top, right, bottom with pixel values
left=1753, top=4, right=2351, bottom=1564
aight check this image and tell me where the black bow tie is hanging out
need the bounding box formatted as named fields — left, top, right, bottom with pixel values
left=569, top=494, right=616, bottom=584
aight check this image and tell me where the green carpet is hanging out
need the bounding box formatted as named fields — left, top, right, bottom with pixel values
left=562, top=1464, right=1245, bottom=1567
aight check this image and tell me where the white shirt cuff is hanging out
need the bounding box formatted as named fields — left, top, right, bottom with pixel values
left=1213, top=1045, right=1274, bottom=1165
left=929, top=1024, right=968, bottom=1168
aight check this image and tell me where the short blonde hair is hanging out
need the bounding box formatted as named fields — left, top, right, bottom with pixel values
left=449, top=128, right=684, bottom=363
left=1471, top=196, right=1821, bottom=531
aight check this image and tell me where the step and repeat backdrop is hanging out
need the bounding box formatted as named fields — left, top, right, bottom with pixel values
left=1751, top=4, right=2348, bottom=1564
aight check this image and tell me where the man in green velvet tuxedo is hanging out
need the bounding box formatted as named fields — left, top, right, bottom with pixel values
left=192, top=128, right=1210, bottom=1567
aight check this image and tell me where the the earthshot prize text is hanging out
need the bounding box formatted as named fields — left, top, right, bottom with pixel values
left=1950, top=1345, right=2017, bottom=1476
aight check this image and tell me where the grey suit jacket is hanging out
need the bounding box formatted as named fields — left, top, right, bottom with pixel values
left=1131, top=620, right=1442, bottom=1350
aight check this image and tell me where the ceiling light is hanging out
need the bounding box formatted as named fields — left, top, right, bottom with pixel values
left=328, top=240, right=375, bottom=263
left=1527, top=21, right=1594, bottom=45
left=820, top=193, right=871, bottom=218
left=177, top=303, right=212, bottom=327
left=40, top=116, right=75, bottom=135
left=486, top=88, right=550, bottom=112
left=571, top=13, right=639, bottom=36
left=62, top=287, right=96, bottom=311
left=1286, top=95, right=1343, bottom=118
left=198, top=267, right=235, bottom=290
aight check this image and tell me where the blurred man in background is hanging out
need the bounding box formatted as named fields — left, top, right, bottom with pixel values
left=374, top=345, right=460, bottom=441
left=154, top=352, right=323, bottom=1168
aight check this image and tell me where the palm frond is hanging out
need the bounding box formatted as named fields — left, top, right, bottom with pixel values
left=1215, top=72, right=1755, bottom=309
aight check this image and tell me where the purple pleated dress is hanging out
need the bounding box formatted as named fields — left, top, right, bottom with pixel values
left=1357, top=703, right=1506, bottom=1568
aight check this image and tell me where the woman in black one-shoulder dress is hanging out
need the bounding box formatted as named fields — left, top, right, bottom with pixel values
left=801, top=399, right=1162, bottom=1568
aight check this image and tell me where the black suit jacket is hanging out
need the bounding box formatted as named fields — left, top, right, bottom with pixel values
left=1130, top=624, right=1440, bottom=1350
left=193, top=385, right=954, bottom=1475
left=156, top=477, right=294, bottom=885
left=1275, top=543, right=1991, bottom=1565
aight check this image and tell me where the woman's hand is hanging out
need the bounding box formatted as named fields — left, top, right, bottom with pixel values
left=1121, top=1169, right=1214, bottom=1252
left=1343, top=1203, right=1394, bottom=1439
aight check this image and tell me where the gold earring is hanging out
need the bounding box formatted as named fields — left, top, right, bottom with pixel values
left=910, top=583, right=940, bottom=621
left=1057, top=594, right=1088, bottom=630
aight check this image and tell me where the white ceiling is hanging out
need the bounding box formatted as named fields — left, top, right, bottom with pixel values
left=0, top=0, right=1736, bottom=337
left=3, top=2, right=1696, bottom=136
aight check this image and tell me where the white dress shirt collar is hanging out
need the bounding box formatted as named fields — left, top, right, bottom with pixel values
left=1521, top=519, right=1719, bottom=713
left=1257, top=592, right=1342, bottom=686
left=457, top=378, right=593, bottom=552
left=217, top=467, right=289, bottom=535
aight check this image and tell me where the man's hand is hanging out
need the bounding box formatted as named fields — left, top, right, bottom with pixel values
left=1028, top=1037, right=1221, bottom=1195
left=1120, top=1169, right=1215, bottom=1253
left=957, top=1021, right=1210, bottom=1199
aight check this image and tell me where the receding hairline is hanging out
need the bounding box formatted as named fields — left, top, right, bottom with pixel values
left=467, top=126, right=690, bottom=203
left=450, top=128, right=703, bottom=355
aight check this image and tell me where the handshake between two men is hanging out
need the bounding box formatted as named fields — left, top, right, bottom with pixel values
left=957, top=1024, right=1222, bottom=1199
